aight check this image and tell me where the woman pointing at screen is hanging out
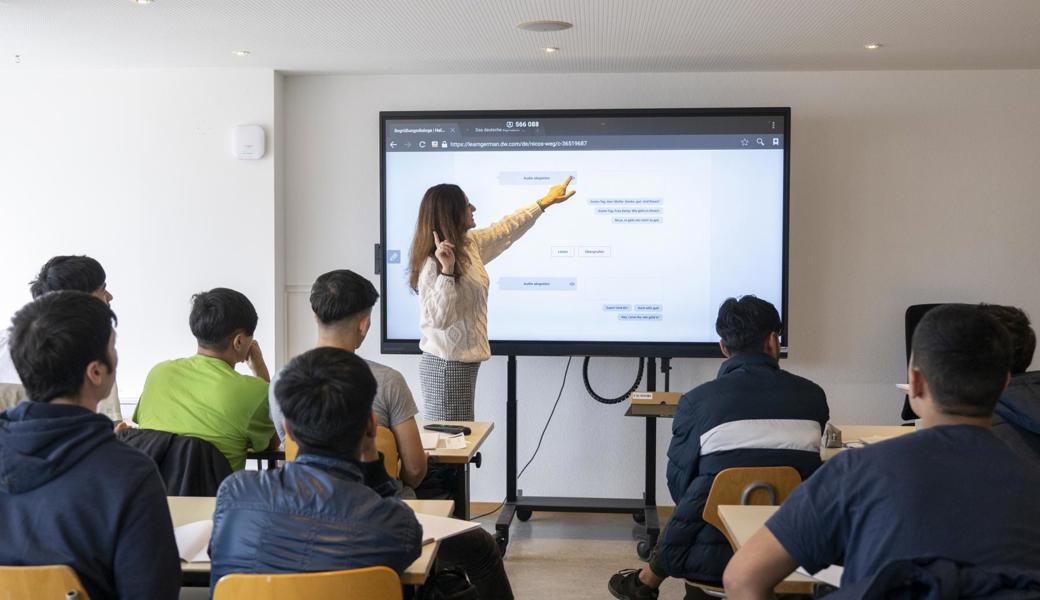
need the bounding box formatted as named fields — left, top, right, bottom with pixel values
left=408, top=177, right=576, bottom=420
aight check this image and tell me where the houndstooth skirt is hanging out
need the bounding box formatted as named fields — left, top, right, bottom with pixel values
left=419, top=353, right=481, bottom=421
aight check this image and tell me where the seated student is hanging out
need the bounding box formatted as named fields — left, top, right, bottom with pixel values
left=134, top=287, right=275, bottom=470
left=723, top=304, right=1040, bottom=598
left=610, top=296, right=829, bottom=600
left=983, top=304, right=1040, bottom=462
left=0, top=292, right=179, bottom=600
left=0, top=255, right=122, bottom=420
left=269, top=270, right=514, bottom=598
left=270, top=269, right=427, bottom=488
left=209, top=347, right=422, bottom=586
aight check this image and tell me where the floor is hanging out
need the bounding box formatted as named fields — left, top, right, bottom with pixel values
left=180, top=511, right=692, bottom=599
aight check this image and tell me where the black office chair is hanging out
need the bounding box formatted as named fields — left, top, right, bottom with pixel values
left=901, top=304, right=944, bottom=421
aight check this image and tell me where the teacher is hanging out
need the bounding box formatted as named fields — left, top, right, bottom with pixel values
left=408, top=177, right=576, bottom=420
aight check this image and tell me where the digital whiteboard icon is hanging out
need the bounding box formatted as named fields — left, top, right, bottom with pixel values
left=387, top=250, right=401, bottom=264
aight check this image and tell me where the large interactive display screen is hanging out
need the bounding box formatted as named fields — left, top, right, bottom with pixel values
left=380, top=108, right=790, bottom=357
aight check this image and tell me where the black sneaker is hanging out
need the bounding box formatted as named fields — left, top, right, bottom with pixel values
left=609, top=568, right=659, bottom=600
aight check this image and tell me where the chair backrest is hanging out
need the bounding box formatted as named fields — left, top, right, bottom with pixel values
left=284, top=434, right=299, bottom=461
left=0, top=565, right=90, bottom=599
left=375, top=426, right=401, bottom=478
left=213, top=566, right=402, bottom=600
left=902, top=303, right=944, bottom=420
left=702, top=466, right=802, bottom=549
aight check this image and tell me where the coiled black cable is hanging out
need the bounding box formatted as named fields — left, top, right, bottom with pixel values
left=582, top=356, right=645, bottom=404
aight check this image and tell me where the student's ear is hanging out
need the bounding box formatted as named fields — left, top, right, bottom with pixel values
left=719, top=340, right=732, bottom=358
left=359, top=312, right=372, bottom=338
left=230, top=332, right=250, bottom=360
left=84, top=360, right=106, bottom=387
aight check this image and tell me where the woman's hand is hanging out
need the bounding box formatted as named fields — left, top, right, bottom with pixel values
left=538, top=175, right=577, bottom=210
left=433, top=230, right=456, bottom=275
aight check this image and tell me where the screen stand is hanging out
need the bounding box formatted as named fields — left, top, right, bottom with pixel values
left=494, top=355, right=668, bottom=560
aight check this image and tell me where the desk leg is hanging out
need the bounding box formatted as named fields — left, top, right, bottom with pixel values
left=451, top=463, right=470, bottom=520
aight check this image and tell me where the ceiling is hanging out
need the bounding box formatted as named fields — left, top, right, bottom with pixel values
left=3, top=0, right=1040, bottom=73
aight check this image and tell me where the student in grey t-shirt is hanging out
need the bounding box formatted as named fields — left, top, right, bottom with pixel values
left=270, top=359, right=419, bottom=440
left=270, top=270, right=428, bottom=489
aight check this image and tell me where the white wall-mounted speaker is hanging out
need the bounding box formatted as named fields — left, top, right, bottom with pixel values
left=232, top=124, right=265, bottom=160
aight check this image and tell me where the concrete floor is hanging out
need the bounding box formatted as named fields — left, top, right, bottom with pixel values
left=180, top=511, right=692, bottom=599
left=485, top=511, right=690, bottom=600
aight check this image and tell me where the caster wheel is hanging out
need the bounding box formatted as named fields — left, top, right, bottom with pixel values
left=494, top=532, right=508, bottom=557
left=632, top=510, right=646, bottom=524
left=636, top=538, right=653, bottom=561
left=517, top=508, right=533, bottom=522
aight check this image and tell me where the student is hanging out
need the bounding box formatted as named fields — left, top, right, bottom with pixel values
left=0, top=255, right=122, bottom=420
left=269, top=270, right=515, bottom=598
left=0, top=292, right=179, bottom=600
left=983, top=304, right=1040, bottom=462
left=723, top=304, right=1040, bottom=598
left=610, top=296, right=829, bottom=600
left=134, top=287, right=275, bottom=470
left=209, top=347, right=422, bottom=586
left=270, top=269, right=427, bottom=488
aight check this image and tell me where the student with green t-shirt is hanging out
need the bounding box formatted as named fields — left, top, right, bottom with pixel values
left=134, top=288, right=276, bottom=470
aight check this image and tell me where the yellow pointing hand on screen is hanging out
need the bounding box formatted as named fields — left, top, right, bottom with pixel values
left=537, top=175, right=577, bottom=210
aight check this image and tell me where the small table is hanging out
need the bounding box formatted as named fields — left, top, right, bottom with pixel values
left=422, top=420, right=494, bottom=520
left=169, top=496, right=455, bottom=587
left=717, top=504, right=844, bottom=589
left=822, top=425, right=913, bottom=461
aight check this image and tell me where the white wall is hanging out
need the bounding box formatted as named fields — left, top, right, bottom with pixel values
left=0, top=69, right=281, bottom=409
left=283, top=70, right=1040, bottom=503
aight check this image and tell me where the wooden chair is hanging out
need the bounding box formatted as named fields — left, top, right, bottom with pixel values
left=375, top=425, right=401, bottom=478
left=284, top=434, right=299, bottom=461
left=685, top=466, right=807, bottom=597
left=212, top=566, right=402, bottom=600
left=285, top=429, right=399, bottom=479
left=0, top=565, right=90, bottom=599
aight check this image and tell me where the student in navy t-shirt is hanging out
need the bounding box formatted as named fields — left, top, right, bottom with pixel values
left=722, top=304, right=1040, bottom=598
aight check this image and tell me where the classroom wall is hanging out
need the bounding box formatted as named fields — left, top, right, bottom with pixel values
left=282, top=70, right=1040, bottom=503
left=0, top=69, right=281, bottom=413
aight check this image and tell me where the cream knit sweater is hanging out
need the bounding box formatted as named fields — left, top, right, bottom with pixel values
left=418, top=203, right=543, bottom=362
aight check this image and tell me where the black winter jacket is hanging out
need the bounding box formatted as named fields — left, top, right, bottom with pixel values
left=657, top=352, right=829, bottom=582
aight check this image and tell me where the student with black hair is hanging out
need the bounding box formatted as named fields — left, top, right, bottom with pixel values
left=209, top=347, right=423, bottom=586
left=724, top=304, right=1040, bottom=598
left=610, top=296, right=829, bottom=600
left=983, top=304, right=1040, bottom=463
left=270, top=269, right=428, bottom=488
left=0, top=292, right=180, bottom=600
left=268, top=270, right=515, bottom=598
left=134, top=287, right=276, bottom=470
left=0, top=255, right=122, bottom=419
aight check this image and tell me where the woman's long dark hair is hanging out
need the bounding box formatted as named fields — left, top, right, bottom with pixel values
left=408, top=183, right=471, bottom=292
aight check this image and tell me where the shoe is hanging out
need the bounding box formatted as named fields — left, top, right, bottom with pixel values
left=608, top=568, right=659, bottom=599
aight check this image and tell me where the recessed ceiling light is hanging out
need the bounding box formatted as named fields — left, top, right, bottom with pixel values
left=864, top=43, right=882, bottom=50
left=518, top=20, right=573, bottom=32
left=544, top=47, right=560, bottom=54
left=131, top=0, right=154, bottom=4
left=232, top=50, right=251, bottom=57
